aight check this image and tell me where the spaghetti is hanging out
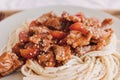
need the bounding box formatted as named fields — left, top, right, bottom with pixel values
left=0, top=12, right=120, bottom=80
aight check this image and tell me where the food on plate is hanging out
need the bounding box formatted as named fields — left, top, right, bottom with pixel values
left=0, top=11, right=120, bottom=80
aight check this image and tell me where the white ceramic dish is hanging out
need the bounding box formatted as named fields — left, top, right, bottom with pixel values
left=0, top=5, right=120, bottom=80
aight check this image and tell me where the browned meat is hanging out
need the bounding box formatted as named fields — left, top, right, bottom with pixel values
left=83, top=18, right=113, bottom=47
left=84, top=17, right=100, bottom=27
left=75, top=46, right=91, bottom=55
left=65, top=17, right=113, bottom=56
left=102, top=18, right=113, bottom=27
left=29, top=20, right=41, bottom=27
left=36, top=12, right=62, bottom=30
left=0, top=52, right=23, bottom=76
left=90, top=26, right=113, bottom=40
left=19, top=31, right=29, bottom=42
left=38, top=51, right=55, bottom=67
left=12, top=42, right=25, bottom=57
left=45, top=17, right=62, bottom=30
left=53, top=45, right=71, bottom=62
left=75, top=32, right=112, bottom=56
left=30, top=34, right=41, bottom=44
left=91, top=28, right=113, bottom=50
left=66, top=31, right=92, bottom=48
left=75, top=41, right=106, bottom=55
left=29, top=27, right=50, bottom=34
left=75, top=12, right=86, bottom=22
left=37, top=45, right=71, bottom=67
left=24, top=42, right=35, bottom=49
left=62, top=12, right=81, bottom=22
left=30, top=33, right=53, bottom=52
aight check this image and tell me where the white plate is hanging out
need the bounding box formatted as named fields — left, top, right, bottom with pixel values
left=0, top=5, right=120, bottom=80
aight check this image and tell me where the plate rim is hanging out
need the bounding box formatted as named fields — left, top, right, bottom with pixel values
left=1, top=5, right=120, bottom=23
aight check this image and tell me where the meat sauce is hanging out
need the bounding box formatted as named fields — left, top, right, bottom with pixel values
left=0, top=12, right=113, bottom=76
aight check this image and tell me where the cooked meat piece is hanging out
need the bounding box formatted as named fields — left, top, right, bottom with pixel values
left=30, top=34, right=41, bottom=44
left=89, top=19, right=113, bottom=40
left=36, top=12, right=62, bottom=30
left=29, top=20, right=41, bottom=27
left=24, top=42, right=35, bottom=49
left=75, top=12, right=86, bottom=22
left=71, top=25, right=113, bottom=55
left=92, top=28, right=113, bottom=47
left=84, top=17, right=100, bottom=27
left=75, top=46, right=91, bottom=55
left=75, top=40, right=106, bottom=55
left=0, top=52, right=23, bottom=76
left=12, top=42, right=25, bottom=57
left=72, top=26, right=113, bottom=55
left=67, top=18, right=113, bottom=51
left=53, top=45, right=71, bottom=62
left=45, top=17, right=62, bottom=30
left=19, top=31, right=29, bottom=42
left=62, top=12, right=81, bottom=22
left=66, top=31, right=92, bottom=48
left=102, top=18, right=113, bottom=27
left=29, top=27, right=50, bottom=34
left=91, top=40, right=106, bottom=50
left=90, top=26, right=113, bottom=41
left=30, top=33, right=53, bottom=52
left=38, top=51, right=55, bottom=67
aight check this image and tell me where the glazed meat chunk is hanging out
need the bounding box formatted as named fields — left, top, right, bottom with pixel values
left=62, top=12, right=81, bottom=22
left=36, top=12, right=62, bottom=30
left=0, top=52, right=23, bottom=76
left=29, top=27, right=53, bottom=52
left=30, top=33, right=53, bottom=52
left=29, top=27, right=50, bottom=34
left=37, top=51, right=55, bottom=67
left=66, top=31, right=92, bottom=48
left=53, top=45, right=72, bottom=62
